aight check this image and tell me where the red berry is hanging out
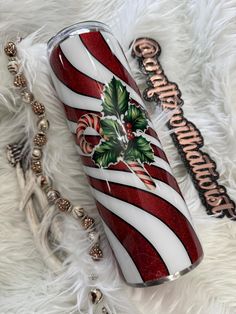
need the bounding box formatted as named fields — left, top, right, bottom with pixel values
left=127, top=133, right=135, bottom=140
left=127, top=129, right=132, bottom=134
left=126, top=122, right=132, bottom=129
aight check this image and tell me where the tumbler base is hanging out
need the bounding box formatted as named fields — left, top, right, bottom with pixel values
left=127, top=255, right=203, bottom=288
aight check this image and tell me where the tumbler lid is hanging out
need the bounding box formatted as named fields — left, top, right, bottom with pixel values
left=47, top=21, right=112, bottom=55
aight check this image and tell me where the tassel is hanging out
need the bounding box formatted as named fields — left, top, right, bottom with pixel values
left=8, top=143, right=63, bottom=272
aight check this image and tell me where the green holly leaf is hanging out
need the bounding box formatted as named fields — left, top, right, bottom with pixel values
left=92, top=139, right=123, bottom=168
left=124, top=135, right=155, bottom=164
left=124, top=104, right=148, bottom=132
left=102, top=77, right=129, bottom=118
left=100, top=118, right=125, bottom=138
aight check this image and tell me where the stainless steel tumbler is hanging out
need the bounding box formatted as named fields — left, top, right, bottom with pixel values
left=48, top=21, right=203, bottom=287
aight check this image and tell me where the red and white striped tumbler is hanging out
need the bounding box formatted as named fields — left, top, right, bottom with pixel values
left=48, top=21, right=203, bottom=287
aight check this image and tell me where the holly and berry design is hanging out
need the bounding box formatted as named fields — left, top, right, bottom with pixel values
left=77, top=77, right=156, bottom=190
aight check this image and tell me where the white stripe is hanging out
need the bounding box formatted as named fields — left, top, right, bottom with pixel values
left=137, top=174, right=151, bottom=180
left=143, top=133, right=162, bottom=149
left=132, top=167, right=145, bottom=172
left=91, top=188, right=192, bottom=274
left=60, top=35, right=145, bottom=107
left=102, top=221, right=144, bottom=284
left=153, top=156, right=173, bottom=174
left=50, top=71, right=103, bottom=111
left=84, top=166, right=191, bottom=222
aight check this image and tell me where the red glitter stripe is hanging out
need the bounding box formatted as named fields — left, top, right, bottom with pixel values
left=80, top=31, right=141, bottom=97
left=50, top=46, right=104, bottom=99
left=89, top=176, right=203, bottom=264
left=97, top=201, right=169, bottom=282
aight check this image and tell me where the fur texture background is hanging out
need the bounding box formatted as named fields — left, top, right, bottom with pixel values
left=0, top=0, right=236, bottom=313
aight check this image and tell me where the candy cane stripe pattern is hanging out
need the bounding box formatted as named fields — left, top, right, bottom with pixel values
left=126, top=161, right=156, bottom=191
left=48, top=21, right=203, bottom=287
left=76, top=113, right=102, bottom=154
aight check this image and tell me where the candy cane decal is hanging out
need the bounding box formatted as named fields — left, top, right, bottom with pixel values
left=126, top=161, right=156, bottom=191
left=77, top=113, right=102, bottom=154
left=76, top=94, right=157, bottom=191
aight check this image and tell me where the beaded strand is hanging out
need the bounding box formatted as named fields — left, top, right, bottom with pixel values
left=4, top=41, right=107, bottom=308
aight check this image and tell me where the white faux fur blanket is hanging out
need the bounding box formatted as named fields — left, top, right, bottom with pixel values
left=1, top=0, right=236, bottom=313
